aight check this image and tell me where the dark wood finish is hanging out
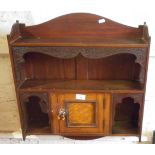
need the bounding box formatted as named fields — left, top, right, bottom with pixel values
left=9, top=13, right=148, bottom=47
left=7, top=13, right=150, bottom=140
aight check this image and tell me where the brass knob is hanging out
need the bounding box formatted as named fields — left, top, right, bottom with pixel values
left=57, top=108, right=66, bottom=120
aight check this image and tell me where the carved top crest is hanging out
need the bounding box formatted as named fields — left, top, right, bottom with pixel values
left=8, top=13, right=150, bottom=47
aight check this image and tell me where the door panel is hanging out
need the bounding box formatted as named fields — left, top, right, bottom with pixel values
left=65, top=100, right=97, bottom=127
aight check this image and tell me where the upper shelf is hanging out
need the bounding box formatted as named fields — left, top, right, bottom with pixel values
left=10, top=37, right=147, bottom=47
left=8, top=13, right=150, bottom=47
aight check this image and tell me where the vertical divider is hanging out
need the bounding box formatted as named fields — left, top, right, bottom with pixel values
left=50, top=93, right=60, bottom=134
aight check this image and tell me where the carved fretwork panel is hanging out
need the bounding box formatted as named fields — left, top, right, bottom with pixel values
left=12, top=46, right=147, bottom=86
left=12, top=47, right=147, bottom=61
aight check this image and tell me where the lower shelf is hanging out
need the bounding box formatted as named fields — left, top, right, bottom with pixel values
left=26, top=126, right=51, bottom=135
left=112, top=121, right=139, bottom=135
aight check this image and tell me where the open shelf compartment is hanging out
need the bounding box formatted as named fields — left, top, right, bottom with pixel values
left=112, top=94, right=143, bottom=135
left=17, top=52, right=144, bottom=92
left=19, top=93, right=51, bottom=135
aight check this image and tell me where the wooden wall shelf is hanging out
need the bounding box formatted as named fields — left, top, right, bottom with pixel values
left=8, top=13, right=150, bottom=141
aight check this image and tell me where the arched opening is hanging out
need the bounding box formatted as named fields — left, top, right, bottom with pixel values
left=24, top=96, right=50, bottom=132
left=113, top=97, right=140, bottom=134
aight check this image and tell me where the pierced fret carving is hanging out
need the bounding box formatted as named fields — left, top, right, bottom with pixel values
left=12, top=46, right=147, bottom=61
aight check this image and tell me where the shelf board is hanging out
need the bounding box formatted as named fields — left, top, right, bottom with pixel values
left=19, top=79, right=144, bottom=92
left=11, top=37, right=148, bottom=47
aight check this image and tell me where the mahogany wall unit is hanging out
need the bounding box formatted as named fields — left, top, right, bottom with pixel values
left=7, top=13, right=150, bottom=140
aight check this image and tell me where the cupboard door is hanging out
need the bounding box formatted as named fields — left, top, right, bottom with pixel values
left=56, top=93, right=110, bottom=135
